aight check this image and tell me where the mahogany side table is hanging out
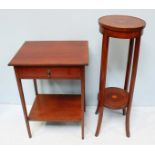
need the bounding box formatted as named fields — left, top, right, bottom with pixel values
left=95, top=15, right=146, bottom=137
left=8, top=41, right=88, bottom=139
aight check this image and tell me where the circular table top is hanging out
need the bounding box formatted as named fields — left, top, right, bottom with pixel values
left=99, top=15, right=146, bottom=32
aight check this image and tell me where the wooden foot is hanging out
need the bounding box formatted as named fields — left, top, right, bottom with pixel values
left=27, top=123, right=32, bottom=138
left=126, top=109, right=130, bottom=137
left=126, top=106, right=131, bottom=137
left=95, top=106, right=104, bottom=137
left=82, top=120, right=84, bottom=140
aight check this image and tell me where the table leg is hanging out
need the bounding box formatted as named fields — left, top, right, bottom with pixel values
left=33, top=79, right=38, bottom=95
left=14, top=69, right=32, bottom=138
left=81, top=67, right=85, bottom=139
left=83, top=69, right=86, bottom=112
left=126, top=37, right=141, bottom=137
left=123, top=39, right=134, bottom=115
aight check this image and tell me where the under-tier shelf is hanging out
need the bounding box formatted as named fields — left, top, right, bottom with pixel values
left=104, top=87, right=129, bottom=109
left=29, top=94, right=82, bottom=121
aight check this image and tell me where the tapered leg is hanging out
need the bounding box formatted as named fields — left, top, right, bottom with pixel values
left=83, top=71, right=86, bottom=112
left=33, top=79, right=38, bottom=95
left=123, top=39, right=134, bottom=115
left=126, top=37, right=141, bottom=137
left=81, top=67, right=85, bottom=139
left=95, top=33, right=109, bottom=136
left=84, top=96, right=86, bottom=112
left=14, top=69, right=32, bottom=138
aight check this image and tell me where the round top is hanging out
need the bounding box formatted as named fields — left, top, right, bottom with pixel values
left=99, top=15, right=146, bottom=32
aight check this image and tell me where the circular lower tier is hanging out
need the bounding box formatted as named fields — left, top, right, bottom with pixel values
left=104, top=87, right=129, bottom=109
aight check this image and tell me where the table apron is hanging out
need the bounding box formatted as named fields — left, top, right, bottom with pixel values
left=14, top=66, right=83, bottom=79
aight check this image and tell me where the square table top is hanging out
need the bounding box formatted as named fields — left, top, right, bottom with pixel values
left=9, top=41, right=88, bottom=66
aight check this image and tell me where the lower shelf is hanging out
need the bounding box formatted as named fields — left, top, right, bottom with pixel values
left=103, top=87, right=129, bottom=109
left=29, top=94, right=82, bottom=121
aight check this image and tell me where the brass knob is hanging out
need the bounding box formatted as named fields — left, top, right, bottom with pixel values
left=47, top=69, right=51, bottom=78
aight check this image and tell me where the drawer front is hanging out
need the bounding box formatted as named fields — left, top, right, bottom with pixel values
left=15, top=67, right=82, bottom=79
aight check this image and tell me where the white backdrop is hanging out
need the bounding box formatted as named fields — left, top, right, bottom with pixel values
left=0, top=9, right=154, bottom=106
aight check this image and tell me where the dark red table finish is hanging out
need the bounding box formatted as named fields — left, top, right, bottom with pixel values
left=9, top=41, right=88, bottom=139
left=95, top=15, right=146, bottom=137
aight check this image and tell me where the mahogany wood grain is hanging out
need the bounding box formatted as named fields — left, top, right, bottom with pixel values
left=95, top=15, right=145, bottom=137
left=29, top=94, right=81, bottom=121
left=99, top=15, right=146, bottom=32
left=8, top=41, right=88, bottom=66
left=103, top=87, right=129, bottom=109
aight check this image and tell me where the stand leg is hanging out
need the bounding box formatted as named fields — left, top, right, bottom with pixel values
left=95, top=93, right=100, bottom=114
left=95, top=106, right=104, bottom=136
left=81, top=67, right=85, bottom=139
left=95, top=34, right=109, bottom=115
left=126, top=37, right=141, bottom=137
left=33, top=79, right=38, bottom=95
left=15, top=69, right=32, bottom=138
left=123, top=39, right=134, bottom=115
left=95, top=33, right=109, bottom=136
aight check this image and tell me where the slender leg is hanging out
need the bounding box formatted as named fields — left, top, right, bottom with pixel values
left=95, top=93, right=100, bottom=114
left=95, top=33, right=109, bottom=136
left=83, top=70, right=86, bottom=112
left=123, top=39, right=134, bottom=115
left=126, top=37, right=141, bottom=137
left=14, top=68, right=32, bottom=138
left=96, top=34, right=109, bottom=114
left=33, top=79, right=38, bottom=95
left=81, top=67, right=85, bottom=139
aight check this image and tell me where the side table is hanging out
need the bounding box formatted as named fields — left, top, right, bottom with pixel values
left=9, top=41, right=88, bottom=139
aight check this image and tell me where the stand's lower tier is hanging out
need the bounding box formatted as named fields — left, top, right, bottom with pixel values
left=29, top=94, right=82, bottom=121
left=103, top=87, right=129, bottom=109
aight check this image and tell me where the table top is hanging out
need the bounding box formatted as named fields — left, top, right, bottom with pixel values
left=9, top=41, right=88, bottom=66
left=99, top=15, right=146, bottom=32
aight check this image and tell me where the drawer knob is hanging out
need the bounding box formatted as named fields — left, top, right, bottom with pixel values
left=47, top=70, right=51, bottom=78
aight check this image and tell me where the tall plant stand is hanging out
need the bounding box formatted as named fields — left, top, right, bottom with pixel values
left=95, top=15, right=146, bottom=137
